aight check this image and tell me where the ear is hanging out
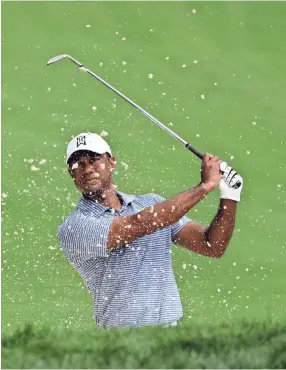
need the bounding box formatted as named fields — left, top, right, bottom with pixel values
left=109, top=156, right=116, bottom=172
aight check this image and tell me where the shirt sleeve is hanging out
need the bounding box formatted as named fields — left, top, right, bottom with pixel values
left=150, top=193, right=192, bottom=243
left=57, top=212, right=113, bottom=265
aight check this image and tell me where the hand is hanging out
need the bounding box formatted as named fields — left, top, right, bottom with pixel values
left=219, top=162, right=243, bottom=202
left=200, top=153, right=223, bottom=192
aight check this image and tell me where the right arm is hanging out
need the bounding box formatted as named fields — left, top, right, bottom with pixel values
left=107, top=153, right=223, bottom=249
left=108, top=184, right=210, bottom=249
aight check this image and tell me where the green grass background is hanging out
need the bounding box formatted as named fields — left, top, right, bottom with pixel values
left=2, top=1, right=286, bottom=335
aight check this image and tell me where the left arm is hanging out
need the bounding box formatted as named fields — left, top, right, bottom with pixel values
left=174, top=161, right=243, bottom=258
left=173, top=199, right=237, bottom=258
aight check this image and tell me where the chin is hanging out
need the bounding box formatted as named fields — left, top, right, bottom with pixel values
left=82, top=187, right=104, bottom=198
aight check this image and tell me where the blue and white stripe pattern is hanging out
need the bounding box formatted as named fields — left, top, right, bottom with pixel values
left=57, top=191, right=191, bottom=329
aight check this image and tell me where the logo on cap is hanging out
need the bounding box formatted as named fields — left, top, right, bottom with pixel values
left=77, top=136, right=86, bottom=147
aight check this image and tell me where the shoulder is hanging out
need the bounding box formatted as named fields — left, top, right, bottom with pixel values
left=137, top=193, right=166, bottom=203
left=57, top=211, right=84, bottom=239
left=57, top=209, right=103, bottom=240
left=132, top=193, right=166, bottom=207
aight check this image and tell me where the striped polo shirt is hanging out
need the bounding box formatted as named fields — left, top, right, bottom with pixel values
left=57, top=191, right=191, bottom=329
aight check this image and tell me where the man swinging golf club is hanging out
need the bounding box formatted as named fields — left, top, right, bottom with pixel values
left=57, top=132, right=243, bottom=329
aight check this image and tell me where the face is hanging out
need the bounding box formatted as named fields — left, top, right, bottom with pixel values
left=68, top=151, right=116, bottom=195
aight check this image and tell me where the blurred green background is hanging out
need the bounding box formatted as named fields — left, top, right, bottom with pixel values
left=2, top=1, right=286, bottom=334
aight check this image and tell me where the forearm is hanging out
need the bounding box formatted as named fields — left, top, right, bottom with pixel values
left=138, top=183, right=210, bottom=233
left=204, top=199, right=237, bottom=257
left=109, top=183, right=212, bottom=248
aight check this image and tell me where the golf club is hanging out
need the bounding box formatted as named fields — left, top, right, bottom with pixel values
left=47, top=54, right=242, bottom=189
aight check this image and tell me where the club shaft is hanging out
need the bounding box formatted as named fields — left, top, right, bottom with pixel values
left=55, top=55, right=204, bottom=160
left=86, top=68, right=204, bottom=158
left=47, top=54, right=243, bottom=189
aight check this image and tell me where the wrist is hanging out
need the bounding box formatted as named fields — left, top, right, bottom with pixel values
left=198, top=182, right=215, bottom=194
left=220, top=199, right=238, bottom=210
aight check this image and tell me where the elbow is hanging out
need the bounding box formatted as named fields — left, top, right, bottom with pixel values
left=203, top=234, right=229, bottom=259
left=212, top=241, right=230, bottom=258
left=212, top=249, right=226, bottom=259
left=203, top=236, right=228, bottom=259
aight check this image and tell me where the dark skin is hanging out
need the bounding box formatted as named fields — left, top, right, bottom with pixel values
left=68, top=150, right=121, bottom=209
left=68, top=151, right=238, bottom=258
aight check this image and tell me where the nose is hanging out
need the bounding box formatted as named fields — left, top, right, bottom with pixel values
left=80, top=160, right=96, bottom=177
left=83, top=163, right=94, bottom=175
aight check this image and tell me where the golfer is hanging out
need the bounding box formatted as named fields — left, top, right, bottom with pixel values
left=58, top=132, right=243, bottom=329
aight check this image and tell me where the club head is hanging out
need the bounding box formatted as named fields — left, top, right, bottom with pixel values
left=47, top=54, right=71, bottom=65
left=47, top=54, right=83, bottom=68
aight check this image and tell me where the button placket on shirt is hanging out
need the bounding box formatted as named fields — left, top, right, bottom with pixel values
left=110, top=207, right=125, bottom=216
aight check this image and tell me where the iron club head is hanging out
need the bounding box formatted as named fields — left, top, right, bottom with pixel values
left=47, top=54, right=83, bottom=67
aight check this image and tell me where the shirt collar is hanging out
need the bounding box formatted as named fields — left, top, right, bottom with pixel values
left=77, top=190, right=135, bottom=216
left=117, top=191, right=135, bottom=205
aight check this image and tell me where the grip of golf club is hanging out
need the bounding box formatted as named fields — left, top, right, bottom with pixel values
left=187, top=146, right=242, bottom=189
left=185, top=143, right=204, bottom=159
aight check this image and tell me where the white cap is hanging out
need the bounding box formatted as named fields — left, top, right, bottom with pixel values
left=66, top=132, right=112, bottom=163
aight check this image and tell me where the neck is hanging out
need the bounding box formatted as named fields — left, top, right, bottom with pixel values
left=84, top=183, right=122, bottom=210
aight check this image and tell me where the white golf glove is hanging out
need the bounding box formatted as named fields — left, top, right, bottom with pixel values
left=219, top=162, right=243, bottom=202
